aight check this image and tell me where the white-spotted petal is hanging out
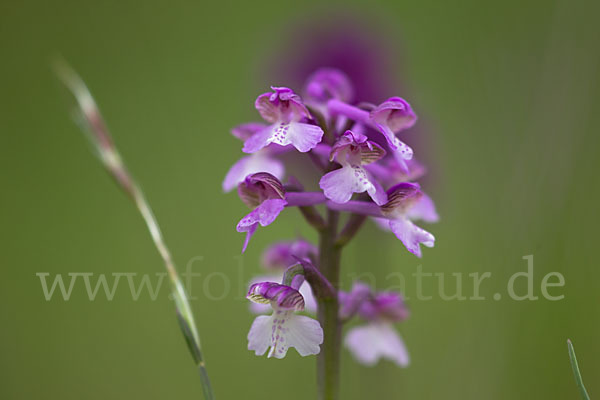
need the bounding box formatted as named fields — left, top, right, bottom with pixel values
left=248, top=310, right=323, bottom=359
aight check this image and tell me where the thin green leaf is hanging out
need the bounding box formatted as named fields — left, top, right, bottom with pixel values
left=568, top=339, right=591, bottom=400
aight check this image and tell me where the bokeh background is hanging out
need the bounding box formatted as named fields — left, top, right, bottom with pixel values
left=1, top=0, right=599, bottom=399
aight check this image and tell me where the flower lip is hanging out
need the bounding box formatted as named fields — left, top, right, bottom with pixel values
left=380, top=182, right=422, bottom=217
left=247, top=282, right=305, bottom=311
left=237, top=172, right=286, bottom=208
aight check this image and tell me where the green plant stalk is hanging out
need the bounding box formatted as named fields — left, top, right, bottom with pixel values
left=55, top=61, right=215, bottom=400
left=568, top=339, right=591, bottom=400
left=317, top=209, right=342, bottom=400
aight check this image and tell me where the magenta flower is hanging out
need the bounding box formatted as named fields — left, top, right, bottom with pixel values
left=261, top=238, right=318, bottom=270
left=243, top=87, right=324, bottom=154
left=236, top=173, right=288, bottom=253
left=340, top=282, right=410, bottom=367
left=369, top=97, right=417, bottom=161
left=223, top=66, right=440, bottom=395
left=249, top=239, right=319, bottom=314
left=327, top=96, right=417, bottom=169
left=319, top=130, right=387, bottom=205
left=380, top=182, right=436, bottom=258
left=223, top=123, right=285, bottom=192
left=247, top=281, right=323, bottom=358
left=303, top=68, right=355, bottom=127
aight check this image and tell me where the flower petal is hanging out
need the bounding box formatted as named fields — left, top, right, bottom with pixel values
left=231, top=122, right=269, bottom=141
left=388, top=217, right=435, bottom=258
left=275, top=314, right=323, bottom=358
left=248, top=311, right=323, bottom=359
left=320, top=165, right=385, bottom=205
left=406, top=193, right=439, bottom=223
left=247, top=315, right=272, bottom=356
left=243, top=122, right=323, bottom=154
left=285, top=122, right=324, bottom=152
left=222, top=153, right=284, bottom=192
left=236, top=199, right=287, bottom=252
left=374, top=123, right=413, bottom=161
left=344, top=323, right=409, bottom=367
left=248, top=274, right=283, bottom=314
left=242, top=124, right=278, bottom=154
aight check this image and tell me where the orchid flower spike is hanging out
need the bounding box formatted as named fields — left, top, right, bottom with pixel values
left=247, top=282, right=323, bottom=359
left=380, top=182, right=437, bottom=257
left=319, top=130, right=388, bottom=205
left=223, top=123, right=285, bottom=192
left=236, top=172, right=288, bottom=253
left=243, top=87, right=324, bottom=154
left=341, top=282, right=410, bottom=367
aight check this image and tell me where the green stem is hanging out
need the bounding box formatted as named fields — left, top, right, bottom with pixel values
left=317, top=209, right=342, bottom=400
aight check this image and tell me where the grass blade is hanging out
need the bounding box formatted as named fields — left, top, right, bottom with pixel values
left=568, top=339, right=591, bottom=400
left=54, top=59, right=215, bottom=400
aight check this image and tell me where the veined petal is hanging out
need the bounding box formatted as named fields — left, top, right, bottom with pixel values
left=344, top=323, right=409, bottom=367
left=248, top=274, right=283, bottom=314
left=406, top=193, right=439, bottom=223
left=222, top=153, right=284, bottom=192
left=320, top=165, right=385, bottom=205
left=388, top=217, right=435, bottom=258
left=247, top=282, right=304, bottom=310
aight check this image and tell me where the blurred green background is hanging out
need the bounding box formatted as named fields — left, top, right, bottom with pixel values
left=1, top=0, right=599, bottom=399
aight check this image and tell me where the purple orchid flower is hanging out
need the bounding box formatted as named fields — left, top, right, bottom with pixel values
left=242, top=87, right=324, bottom=154
left=249, top=239, right=319, bottom=314
left=223, top=123, right=285, bottom=192
left=369, top=97, right=417, bottom=161
left=380, top=182, right=436, bottom=258
left=327, top=97, right=417, bottom=169
left=340, top=282, right=410, bottom=367
left=319, top=130, right=388, bottom=205
left=236, top=173, right=288, bottom=253
left=261, top=238, right=318, bottom=270
left=304, top=68, right=354, bottom=104
left=303, top=68, right=355, bottom=128
left=247, top=281, right=323, bottom=359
